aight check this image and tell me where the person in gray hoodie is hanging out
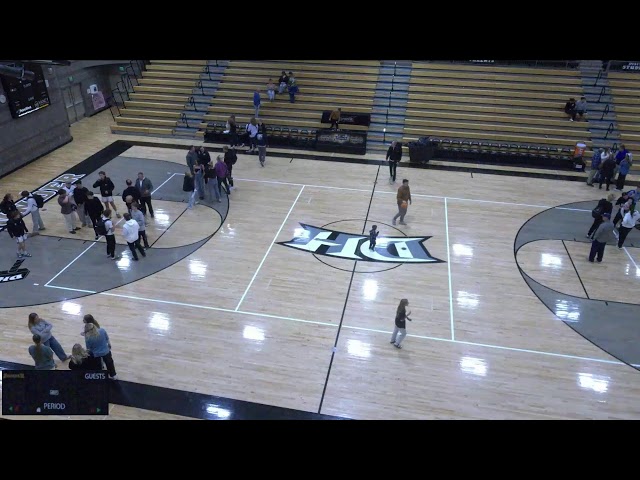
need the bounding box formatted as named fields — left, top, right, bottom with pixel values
left=28, top=312, right=69, bottom=361
left=130, top=202, right=150, bottom=248
left=588, top=213, right=616, bottom=263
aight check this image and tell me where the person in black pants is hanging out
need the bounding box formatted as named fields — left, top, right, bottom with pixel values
left=599, top=155, right=616, bottom=191
left=102, top=209, right=117, bottom=260
left=135, top=172, right=154, bottom=218
left=84, top=191, right=104, bottom=240
left=587, top=193, right=614, bottom=239
left=68, top=344, right=103, bottom=370
left=386, top=141, right=403, bottom=183
left=223, top=146, right=237, bottom=188
left=588, top=213, right=615, bottom=263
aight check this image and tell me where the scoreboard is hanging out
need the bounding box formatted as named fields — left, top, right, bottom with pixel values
left=0, top=63, right=51, bottom=118
left=2, top=370, right=109, bottom=416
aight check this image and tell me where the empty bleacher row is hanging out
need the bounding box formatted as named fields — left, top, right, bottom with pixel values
left=110, top=60, right=218, bottom=137
left=609, top=71, right=640, bottom=156
left=401, top=62, right=594, bottom=169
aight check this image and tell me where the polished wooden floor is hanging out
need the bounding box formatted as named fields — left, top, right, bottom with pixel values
left=1, top=111, right=640, bottom=419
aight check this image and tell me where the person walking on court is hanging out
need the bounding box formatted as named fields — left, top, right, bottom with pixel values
left=29, top=334, right=56, bottom=370
left=589, top=213, right=616, bottom=263
left=72, top=180, right=89, bottom=227
left=21, top=190, right=45, bottom=234
left=28, top=312, right=69, bottom=362
left=386, top=141, right=403, bottom=183
left=617, top=208, right=640, bottom=249
left=215, top=155, right=231, bottom=196
left=93, top=171, right=120, bottom=218
left=369, top=225, right=379, bottom=250
left=587, top=193, right=614, bottom=239
left=223, top=146, right=238, bottom=188
left=84, top=322, right=117, bottom=380
left=68, top=343, right=103, bottom=371
left=131, top=202, right=150, bottom=248
left=257, top=133, right=267, bottom=167
left=204, top=163, right=221, bottom=202
left=183, top=171, right=197, bottom=209
left=85, top=191, right=104, bottom=240
left=599, top=154, right=616, bottom=191
left=246, top=117, right=259, bottom=154
left=194, top=163, right=206, bottom=201
left=101, top=209, right=118, bottom=260
left=122, top=212, right=146, bottom=261
left=6, top=210, right=31, bottom=258
left=613, top=193, right=633, bottom=228
left=136, top=172, right=154, bottom=218
left=390, top=299, right=412, bottom=349
left=392, top=179, right=412, bottom=226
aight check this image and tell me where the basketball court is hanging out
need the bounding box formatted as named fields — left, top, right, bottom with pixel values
left=1, top=113, right=640, bottom=420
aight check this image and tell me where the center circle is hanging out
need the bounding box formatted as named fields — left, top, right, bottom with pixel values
left=312, top=219, right=407, bottom=273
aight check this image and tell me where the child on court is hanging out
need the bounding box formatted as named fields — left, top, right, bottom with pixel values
left=369, top=225, right=379, bottom=250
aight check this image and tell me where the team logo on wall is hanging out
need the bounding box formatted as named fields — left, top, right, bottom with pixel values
left=278, top=223, right=444, bottom=264
left=0, top=259, right=30, bottom=283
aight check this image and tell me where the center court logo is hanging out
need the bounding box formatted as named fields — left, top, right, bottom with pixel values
left=278, top=223, right=444, bottom=264
left=0, top=259, right=30, bottom=283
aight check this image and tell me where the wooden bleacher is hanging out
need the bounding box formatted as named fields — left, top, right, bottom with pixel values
left=402, top=62, right=593, bottom=164
left=201, top=60, right=379, bottom=141
left=610, top=71, right=640, bottom=160
left=110, top=60, right=207, bottom=137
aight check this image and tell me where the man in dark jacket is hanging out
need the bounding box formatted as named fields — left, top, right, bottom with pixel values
left=72, top=180, right=90, bottom=227
left=135, top=172, right=154, bottom=218
left=223, top=146, right=237, bottom=188
left=122, top=179, right=140, bottom=214
left=93, top=171, right=120, bottom=218
left=599, top=155, right=616, bottom=191
left=84, top=191, right=104, bottom=240
left=386, top=141, right=403, bottom=183
left=6, top=210, right=31, bottom=258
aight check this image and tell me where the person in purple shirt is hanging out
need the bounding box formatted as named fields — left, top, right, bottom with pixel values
left=253, top=89, right=261, bottom=118
left=214, top=155, right=231, bottom=196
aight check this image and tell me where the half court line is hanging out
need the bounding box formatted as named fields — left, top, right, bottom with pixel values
left=444, top=197, right=455, bottom=340
left=234, top=185, right=305, bottom=311
left=42, top=284, right=628, bottom=368
left=234, top=176, right=592, bottom=211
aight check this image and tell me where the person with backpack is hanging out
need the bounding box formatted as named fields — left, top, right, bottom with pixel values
left=6, top=210, right=31, bottom=258
left=85, top=191, right=104, bottom=240
left=587, top=194, right=614, bottom=239
left=21, top=190, right=46, bottom=234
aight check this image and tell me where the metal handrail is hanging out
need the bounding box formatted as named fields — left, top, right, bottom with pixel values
left=196, top=79, right=204, bottom=95
left=594, top=69, right=603, bottom=86
left=600, top=104, right=610, bottom=121
left=106, top=96, right=119, bottom=121
left=204, top=64, right=212, bottom=81
left=125, top=65, right=138, bottom=86
left=187, top=96, right=198, bottom=112
left=597, top=85, right=607, bottom=103
left=604, top=122, right=615, bottom=140
left=115, top=81, right=130, bottom=101
left=180, top=112, right=189, bottom=128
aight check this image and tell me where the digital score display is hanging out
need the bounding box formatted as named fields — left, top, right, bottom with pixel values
left=0, top=63, right=51, bottom=118
left=2, top=370, right=109, bottom=416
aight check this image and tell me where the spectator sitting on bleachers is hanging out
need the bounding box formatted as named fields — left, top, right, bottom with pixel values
left=267, top=79, right=275, bottom=102
left=278, top=71, right=289, bottom=95
left=564, top=97, right=576, bottom=119
left=287, top=72, right=298, bottom=103
left=571, top=96, right=587, bottom=122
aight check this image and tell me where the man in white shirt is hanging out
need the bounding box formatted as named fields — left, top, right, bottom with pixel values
left=617, top=209, right=640, bottom=249
left=122, top=212, right=146, bottom=261
left=20, top=190, right=45, bottom=235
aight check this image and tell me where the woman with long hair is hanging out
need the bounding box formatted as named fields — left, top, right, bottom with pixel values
left=28, top=334, right=56, bottom=370
left=390, top=299, right=412, bottom=349
left=80, top=313, right=101, bottom=336
left=28, top=313, right=69, bottom=361
left=68, top=343, right=103, bottom=370
left=84, top=322, right=118, bottom=379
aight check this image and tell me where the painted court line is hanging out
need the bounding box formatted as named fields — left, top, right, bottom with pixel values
left=235, top=176, right=591, bottom=211
left=43, top=284, right=626, bottom=367
left=234, top=185, right=305, bottom=311
left=151, top=172, right=179, bottom=195
left=444, top=198, right=454, bottom=341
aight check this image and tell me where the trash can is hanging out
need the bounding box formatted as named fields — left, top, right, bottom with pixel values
left=408, top=141, right=435, bottom=163
left=573, top=142, right=586, bottom=158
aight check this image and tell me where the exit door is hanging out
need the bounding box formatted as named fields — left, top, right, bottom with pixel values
left=61, top=83, right=85, bottom=125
